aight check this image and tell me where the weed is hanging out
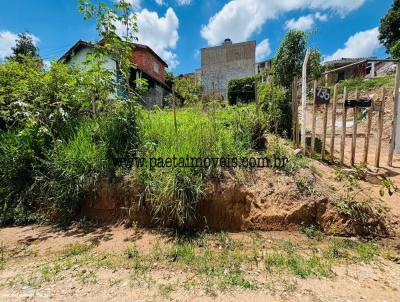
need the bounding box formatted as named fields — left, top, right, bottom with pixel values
left=76, top=269, right=97, bottom=284
left=264, top=251, right=333, bottom=278
left=63, top=243, right=90, bottom=257
left=324, top=239, right=379, bottom=263
left=300, top=224, right=324, bottom=241
left=124, top=247, right=139, bottom=259
left=296, top=176, right=315, bottom=194
left=284, top=154, right=309, bottom=175
left=159, top=283, right=176, bottom=297
left=0, top=242, right=5, bottom=270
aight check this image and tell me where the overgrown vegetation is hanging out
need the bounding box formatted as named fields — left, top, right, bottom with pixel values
left=0, top=0, right=139, bottom=225
left=133, top=103, right=259, bottom=226
left=337, top=75, right=395, bottom=92
left=227, top=76, right=256, bottom=105
left=334, top=166, right=393, bottom=236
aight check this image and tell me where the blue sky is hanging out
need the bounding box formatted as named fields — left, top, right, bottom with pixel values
left=0, top=0, right=394, bottom=75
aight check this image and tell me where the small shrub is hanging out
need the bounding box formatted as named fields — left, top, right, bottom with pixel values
left=228, top=76, right=256, bottom=105
left=300, top=223, right=324, bottom=241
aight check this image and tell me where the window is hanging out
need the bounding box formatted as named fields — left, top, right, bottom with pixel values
left=153, top=62, right=160, bottom=73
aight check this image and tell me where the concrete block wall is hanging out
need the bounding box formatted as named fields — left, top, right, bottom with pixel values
left=201, top=41, right=256, bottom=99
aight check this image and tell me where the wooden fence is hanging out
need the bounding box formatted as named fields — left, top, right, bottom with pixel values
left=292, top=76, right=397, bottom=168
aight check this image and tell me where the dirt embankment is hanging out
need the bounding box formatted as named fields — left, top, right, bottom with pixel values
left=81, top=159, right=397, bottom=238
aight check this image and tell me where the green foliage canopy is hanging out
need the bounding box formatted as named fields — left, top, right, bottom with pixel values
left=379, top=0, right=400, bottom=55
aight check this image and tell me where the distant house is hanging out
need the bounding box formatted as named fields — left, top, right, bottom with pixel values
left=324, top=57, right=377, bottom=83
left=256, top=59, right=272, bottom=74
left=59, top=40, right=172, bottom=108
left=200, top=38, right=256, bottom=99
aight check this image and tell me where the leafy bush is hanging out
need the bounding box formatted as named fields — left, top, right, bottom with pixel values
left=0, top=130, right=41, bottom=225
left=0, top=50, right=139, bottom=225
left=258, top=82, right=286, bottom=133
left=227, top=76, right=256, bottom=105
left=43, top=113, right=137, bottom=224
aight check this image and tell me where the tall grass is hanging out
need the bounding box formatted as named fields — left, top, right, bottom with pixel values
left=133, top=103, right=258, bottom=227
left=337, top=75, right=395, bottom=92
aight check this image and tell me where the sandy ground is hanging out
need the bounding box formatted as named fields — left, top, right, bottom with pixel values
left=0, top=225, right=399, bottom=302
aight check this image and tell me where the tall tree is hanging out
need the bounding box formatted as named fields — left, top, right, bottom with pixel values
left=273, top=30, right=307, bottom=89
left=7, top=33, right=40, bottom=62
left=379, top=0, right=400, bottom=54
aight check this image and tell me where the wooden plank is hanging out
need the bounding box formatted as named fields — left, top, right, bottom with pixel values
left=311, top=80, right=318, bottom=157
left=350, top=89, right=359, bottom=166
left=340, top=87, right=348, bottom=165
left=321, top=103, right=328, bottom=160
left=375, top=87, right=386, bottom=167
left=296, top=80, right=300, bottom=146
left=330, top=84, right=338, bottom=162
left=363, top=98, right=374, bottom=164
left=301, top=49, right=311, bottom=155
left=388, top=63, right=400, bottom=166
left=292, top=78, right=299, bottom=146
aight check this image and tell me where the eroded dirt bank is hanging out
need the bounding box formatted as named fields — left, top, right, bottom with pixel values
left=81, top=158, right=398, bottom=237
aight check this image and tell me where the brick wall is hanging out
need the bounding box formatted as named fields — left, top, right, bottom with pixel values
left=132, top=47, right=166, bottom=83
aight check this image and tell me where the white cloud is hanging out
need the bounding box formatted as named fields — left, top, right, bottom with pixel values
left=201, top=0, right=365, bottom=46
left=256, top=39, right=271, bottom=61
left=325, top=27, right=381, bottom=61
left=114, top=7, right=180, bottom=68
left=176, top=0, right=191, bottom=5
left=285, top=12, right=328, bottom=31
left=0, top=31, right=39, bottom=61
left=315, top=12, right=328, bottom=21
left=155, top=0, right=191, bottom=5
left=285, top=15, right=315, bottom=31
left=136, top=8, right=180, bottom=68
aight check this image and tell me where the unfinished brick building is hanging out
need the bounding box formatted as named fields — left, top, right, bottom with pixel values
left=200, top=39, right=256, bottom=99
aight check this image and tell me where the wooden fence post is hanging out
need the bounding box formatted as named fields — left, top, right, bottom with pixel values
left=301, top=49, right=311, bottom=155
left=363, top=99, right=374, bottom=165
left=293, top=77, right=300, bottom=148
left=375, top=87, right=386, bottom=167
left=340, top=87, right=348, bottom=165
left=330, top=84, right=338, bottom=162
left=350, top=89, right=359, bottom=166
left=321, top=100, right=328, bottom=160
left=311, top=80, right=318, bottom=157
left=388, top=63, right=400, bottom=166
left=292, top=78, right=296, bottom=144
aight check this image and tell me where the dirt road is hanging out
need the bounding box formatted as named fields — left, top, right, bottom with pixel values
left=0, top=225, right=399, bottom=301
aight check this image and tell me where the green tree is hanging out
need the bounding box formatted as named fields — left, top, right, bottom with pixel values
left=7, top=33, right=41, bottom=63
left=308, top=49, right=324, bottom=81
left=379, top=0, right=400, bottom=54
left=173, top=76, right=201, bottom=106
left=273, top=30, right=307, bottom=88
left=78, top=0, right=139, bottom=99
left=390, top=39, right=400, bottom=59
